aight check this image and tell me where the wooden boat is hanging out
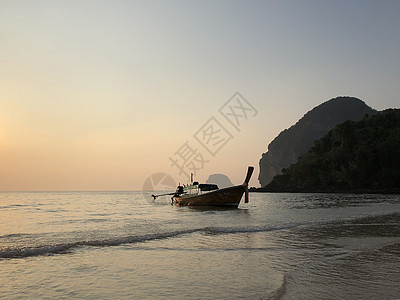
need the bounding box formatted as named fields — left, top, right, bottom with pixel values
left=171, top=166, right=254, bottom=208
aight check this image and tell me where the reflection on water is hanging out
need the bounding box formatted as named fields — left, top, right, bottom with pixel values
left=0, top=192, right=399, bottom=299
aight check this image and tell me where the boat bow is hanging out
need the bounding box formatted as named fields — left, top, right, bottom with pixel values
left=243, top=166, right=254, bottom=203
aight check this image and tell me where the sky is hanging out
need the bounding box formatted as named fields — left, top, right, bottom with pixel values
left=1, top=0, right=399, bottom=191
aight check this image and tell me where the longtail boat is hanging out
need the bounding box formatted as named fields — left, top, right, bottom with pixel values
left=152, top=166, right=254, bottom=208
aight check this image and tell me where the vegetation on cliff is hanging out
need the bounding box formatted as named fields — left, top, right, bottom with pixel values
left=258, top=97, right=377, bottom=187
left=262, top=109, right=400, bottom=193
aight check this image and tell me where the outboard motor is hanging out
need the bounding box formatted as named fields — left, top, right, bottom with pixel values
left=176, top=185, right=184, bottom=195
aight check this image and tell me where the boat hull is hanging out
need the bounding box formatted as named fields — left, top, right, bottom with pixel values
left=173, top=185, right=246, bottom=207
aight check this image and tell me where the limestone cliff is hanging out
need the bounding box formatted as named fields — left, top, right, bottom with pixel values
left=258, top=96, right=377, bottom=187
left=263, top=109, right=400, bottom=193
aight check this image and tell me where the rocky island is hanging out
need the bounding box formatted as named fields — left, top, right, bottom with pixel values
left=258, top=97, right=377, bottom=187
left=258, top=109, right=400, bottom=193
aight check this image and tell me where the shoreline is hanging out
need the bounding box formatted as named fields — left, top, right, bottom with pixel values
left=250, top=187, right=400, bottom=195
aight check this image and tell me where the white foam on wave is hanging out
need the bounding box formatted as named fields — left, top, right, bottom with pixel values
left=0, top=223, right=307, bottom=259
left=2, top=211, right=399, bottom=260
left=0, top=228, right=205, bottom=259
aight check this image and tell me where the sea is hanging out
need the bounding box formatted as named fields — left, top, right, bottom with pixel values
left=1, top=191, right=399, bottom=299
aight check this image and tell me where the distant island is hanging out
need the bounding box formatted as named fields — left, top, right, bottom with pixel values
left=206, top=174, right=233, bottom=189
left=256, top=109, right=400, bottom=194
left=258, top=96, right=377, bottom=187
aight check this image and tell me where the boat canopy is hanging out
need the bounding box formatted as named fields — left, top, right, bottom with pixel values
left=183, top=183, right=219, bottom=192
left=198, top=184, right=218, bottom=191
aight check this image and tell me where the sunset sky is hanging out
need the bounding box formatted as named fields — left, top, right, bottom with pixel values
left=1, top=0, right=399, bottom=191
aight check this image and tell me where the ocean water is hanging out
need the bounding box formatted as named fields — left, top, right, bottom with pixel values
left=1, top=192, right=399, bottom=299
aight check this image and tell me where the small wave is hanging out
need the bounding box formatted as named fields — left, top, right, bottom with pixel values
left=0, top=229, right=202, bottom=259
left=204, top=223, right=304, bottom=234
left=0, top=219, right=366, bottom=260
left=0, top=223, right=307, bottom=260
left=0, top=204, right=29, bottom=210
left=266, top=275, right=288, bottom=300
left=0, top=233, right=31, bottom=239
